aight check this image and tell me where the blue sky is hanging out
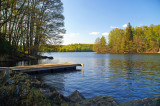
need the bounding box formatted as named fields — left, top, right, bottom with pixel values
left=61, top=0, right=160, bottom=45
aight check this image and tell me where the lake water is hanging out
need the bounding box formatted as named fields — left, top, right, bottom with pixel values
left=3, top=52, right=160, bottom=103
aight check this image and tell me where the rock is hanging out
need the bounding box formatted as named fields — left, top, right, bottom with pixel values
left=40, top=88, right=53, bottom=98
left=48, top=56, right=54, bottom=59
left=120, top=96, right=160, bottom=106
left=77, top=95, right=119, bottom=106
left=40, top=56, right=54, bottom=59
left=40, top=88, right=70, bottom=103
left=40, top=56, right=48, bottom=59
left=49, top=91, right=71, bottom=103
left=68, top=90, right=86, bottom=102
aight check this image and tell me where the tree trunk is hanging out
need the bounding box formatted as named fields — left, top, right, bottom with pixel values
left=26, top=0, right=30, bottom=55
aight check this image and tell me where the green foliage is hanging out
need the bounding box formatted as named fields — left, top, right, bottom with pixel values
left=93, top=37, right=101, bottom=53
left=100, top=36, right=107, bottom=52
left=40, top=45, right=63, bottom=52
left=108, top=23, right=160, bottom=53
left=109, top=28, right=125, bottom=53
left=0, top=38, right=16, bottom=55
left=0, top=0, right=65, bottom=56
left=40, top=44, right=94, bottom=52
left=126, top=22, right=133, bottom=41
left=93, top=36, right=108, bottom=53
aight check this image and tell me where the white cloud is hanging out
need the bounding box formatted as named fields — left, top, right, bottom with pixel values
left=59, top=33, right=80, bottom=37
left=110, top=26, right=118, bottom=29
left=67, top=33, right=80, bottom=37
left=137, top=24, right=142, bottom=27
left=122, top=24, right=127, bottom=28
left=102, top=32, right=109, bottom=36
left=89, top=32, right=100, bottom=35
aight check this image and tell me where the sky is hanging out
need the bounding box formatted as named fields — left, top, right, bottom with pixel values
left=61, top=0, right=160, bottom=45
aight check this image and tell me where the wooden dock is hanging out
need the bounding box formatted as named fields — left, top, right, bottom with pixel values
left=0, top=62, right=84, bottom=74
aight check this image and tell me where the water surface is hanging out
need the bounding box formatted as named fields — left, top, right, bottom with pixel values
left=37, top=52, right=160, bottom=103
left=2, top=52, right=160, bottom=103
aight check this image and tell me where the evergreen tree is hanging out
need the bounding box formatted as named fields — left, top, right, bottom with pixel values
left=126, top=22, right=133, bottom=41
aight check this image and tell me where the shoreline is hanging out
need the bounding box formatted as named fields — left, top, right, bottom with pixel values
left=0, top=51, right=159, bottom=62
left=0, top=70, right=159, bottom=106
left=0, top=54, right=53, bottom=62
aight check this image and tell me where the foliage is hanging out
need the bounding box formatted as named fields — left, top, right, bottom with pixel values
left=60, top=44, right=94, bottom=52
left=93, top=37, right=101, bottom=53
left=108, top=23, right=160, bottom=53
left=126, top=22, right=133, bottom=41
left=93, top=23, right=160, bottom=54
left=40, top=44, right=94, bottom=52
left=0, top=38, right=16, bottom=55
left=93, top=36, right=108, bottom=53
left=0, top=0, right=65, bottom=56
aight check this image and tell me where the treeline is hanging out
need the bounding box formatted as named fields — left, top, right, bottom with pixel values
left=40, top=44, right=94, bottom=52
left=94, top=23, right=160, bottom=54
left=0, top=0, right=65, bottom=56
left=109, top=23, right=160, bottom=53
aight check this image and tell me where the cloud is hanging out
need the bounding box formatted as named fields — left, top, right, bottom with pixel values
left=110, top=26, right=118, bottom=29
left=67, top=33, right=80, bottom=37
left=59, top=33, right=79, bottom=37
left=102, top=32, right=109, bottom=36
left=122, top=24, right=127, bottom=28
left=137, top=24, right=142, bottom=27
left=89, top=32, right=100, bottom=35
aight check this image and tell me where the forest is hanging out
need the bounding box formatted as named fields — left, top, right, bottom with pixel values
left=40, top=44, right=94, bottom=52
left=0, top=0, right=65, bottom=56
left=94, top=23, right=160, bottom=54
left=41, top=23, right=160, bottom=54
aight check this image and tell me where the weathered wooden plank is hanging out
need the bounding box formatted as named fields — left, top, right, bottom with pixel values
left=0, top=62, right=84, bottom=73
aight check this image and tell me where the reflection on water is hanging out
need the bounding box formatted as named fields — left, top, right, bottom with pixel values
left=0, top=60, right=39, bottom=67
left=107, top=54, right=160, bottom=102
left=1, top=52, right=160, bottom=103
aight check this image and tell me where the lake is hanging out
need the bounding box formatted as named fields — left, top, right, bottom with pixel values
left=3, top=52, right=160, bottom=103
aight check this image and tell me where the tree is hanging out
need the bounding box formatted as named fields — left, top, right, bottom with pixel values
left=0, top=0, right=65, bottom=56
left=93, top=36, right=107, bottom=53
left=133, top=27, right=144, bottom=53
left=100, top=36, right=107, bottom=53
left=93, top=37, right=101, bottom=53
left=126, top=22, right=133, bottom=41
left=153, top=25, right=160, bottom=52
left=109, top=28, right=125, bottom=53
left=108, top=23, right=160, bottom=53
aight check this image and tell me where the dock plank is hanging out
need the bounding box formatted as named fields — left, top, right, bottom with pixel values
left=0, top=62, right=83, bottom=73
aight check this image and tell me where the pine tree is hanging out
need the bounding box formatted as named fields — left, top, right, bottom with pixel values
left=126, top=22, right=133, bottom=41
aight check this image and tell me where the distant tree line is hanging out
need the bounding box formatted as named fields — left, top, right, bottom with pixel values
left=0, top=0, right=65, bottom=56
left=94, top=23, right=160, bottom=53
left=40, top=44, right=94, bottom=52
